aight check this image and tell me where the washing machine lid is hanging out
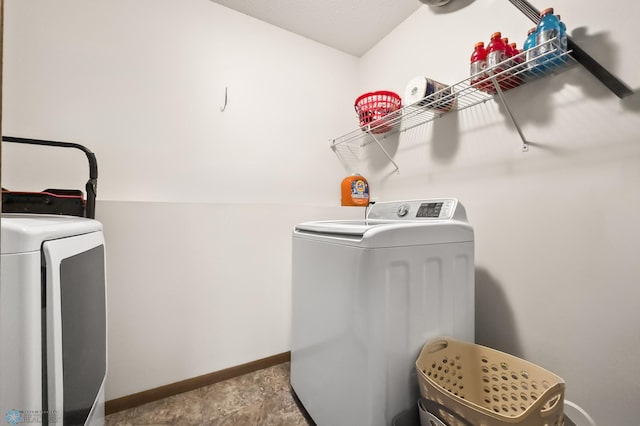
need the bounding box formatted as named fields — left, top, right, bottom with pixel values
left=295, top=219, right=395, bottom=238
left=294, top=199, right=473, bottom=247
left=1, top=214, right=103, bottom=254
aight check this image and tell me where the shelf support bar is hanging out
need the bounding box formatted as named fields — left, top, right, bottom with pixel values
left=491, top=77, right=529, bottom=152
left=366, top=131, right=400, bottom=173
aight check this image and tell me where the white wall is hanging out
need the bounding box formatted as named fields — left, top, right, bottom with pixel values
left=2, top=0, right=362, bottom=400
left=356, top=1, right=640, bottom=424
left=2, top=0, right=361, bottom=204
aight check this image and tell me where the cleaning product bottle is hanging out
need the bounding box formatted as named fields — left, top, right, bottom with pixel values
left=341, top=174, right=369, bottom=206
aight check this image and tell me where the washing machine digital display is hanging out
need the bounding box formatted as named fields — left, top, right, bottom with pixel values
left=416, top=202, right=443, bottom=218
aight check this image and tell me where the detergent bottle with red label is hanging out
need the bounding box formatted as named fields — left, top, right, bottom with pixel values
left=341, top=174, right=369, bottom=206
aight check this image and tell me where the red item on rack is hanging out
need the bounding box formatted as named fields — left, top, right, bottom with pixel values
left=486, top=32, right=511, bottom=91
left=470, top=41, right=492, bottom=93
left=354, top=91, right=402, bottom=134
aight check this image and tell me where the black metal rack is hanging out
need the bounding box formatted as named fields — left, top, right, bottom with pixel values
left=1, top=136, right=98, bottom=219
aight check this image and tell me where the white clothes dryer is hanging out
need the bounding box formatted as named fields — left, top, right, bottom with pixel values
left=1, top=214, right=107, bottom=426
left=290, top=199, right=474, bottom=426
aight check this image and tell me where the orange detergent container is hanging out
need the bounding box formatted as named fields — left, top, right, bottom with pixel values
left=341, top=174, right=370, bottom=206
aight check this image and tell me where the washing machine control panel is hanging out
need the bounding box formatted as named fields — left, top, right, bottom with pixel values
left=416, top=201, right=452, bottom=218
left=369, top=199, right=460, bottom=220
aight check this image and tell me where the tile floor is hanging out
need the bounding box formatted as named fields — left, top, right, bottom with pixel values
left=104, top=362, right=310, bottom=426
left=104, top=363, right=579, bottom=426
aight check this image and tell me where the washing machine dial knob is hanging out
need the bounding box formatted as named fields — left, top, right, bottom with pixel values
left=397, top=204, right=410, bottom=217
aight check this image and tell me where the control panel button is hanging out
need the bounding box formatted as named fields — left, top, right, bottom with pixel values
left=397, top=204, right=410, bottom=217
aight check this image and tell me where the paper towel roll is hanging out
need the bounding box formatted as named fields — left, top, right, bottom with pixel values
left=404, top=76, right=456, bottom=112
left=404, top=76, right=428, bottom=106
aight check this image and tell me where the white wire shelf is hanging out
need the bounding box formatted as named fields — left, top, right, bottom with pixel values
left=331, top=38, right=575, bottom=172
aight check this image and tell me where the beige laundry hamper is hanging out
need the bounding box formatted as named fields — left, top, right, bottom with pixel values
left=416, top=338, right=565, bottom=426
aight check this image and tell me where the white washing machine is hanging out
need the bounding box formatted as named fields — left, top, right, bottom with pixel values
left=290, top=198, right=474, bottom=426
left=0, top=214, right=107, bottom=426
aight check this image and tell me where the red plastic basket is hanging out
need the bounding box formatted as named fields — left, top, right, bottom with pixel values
left=354, top=90, right=402, bottom=134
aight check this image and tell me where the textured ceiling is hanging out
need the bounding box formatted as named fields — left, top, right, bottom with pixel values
left=209, top=0, right=422, bottom=57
